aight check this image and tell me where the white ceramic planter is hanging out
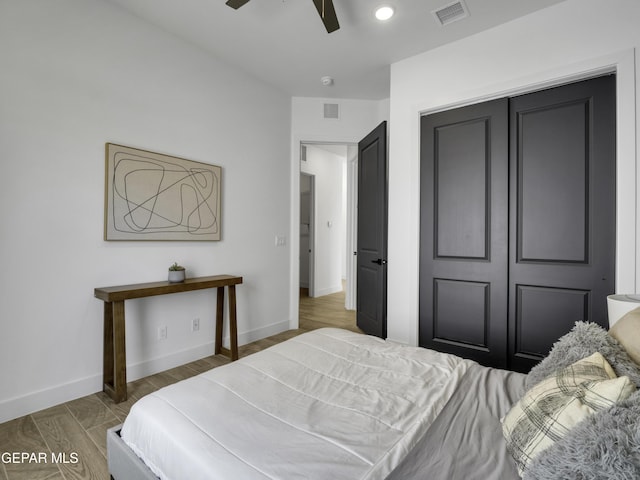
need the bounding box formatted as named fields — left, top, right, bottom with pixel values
left=168, top=269, right=185, bottom=283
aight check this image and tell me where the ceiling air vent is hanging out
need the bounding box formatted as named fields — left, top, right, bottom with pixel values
left=432, top=0, right=469, bottom=26
left=324, top=103, right=339, bottom=119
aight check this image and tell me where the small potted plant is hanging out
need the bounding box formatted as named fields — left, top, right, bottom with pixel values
left=168, top=262, right=186, bottom=283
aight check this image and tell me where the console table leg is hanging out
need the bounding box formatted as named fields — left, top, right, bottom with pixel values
left=215, top=287, right=224, bottom=355
left=228, top=285, right=238, bottom=361
left=103, top=302, right=114, bottom=389
left=112, top=300, right=127, bottom=402
left=103, top=300, right=127, bottom=403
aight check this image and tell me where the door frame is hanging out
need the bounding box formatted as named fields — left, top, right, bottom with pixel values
left=345, top=146, right=358, bottom=310
left=294, top=140, right=358, bottom=318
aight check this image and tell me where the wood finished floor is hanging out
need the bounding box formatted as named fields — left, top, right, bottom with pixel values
left=0, top=288, right=357, bottom=480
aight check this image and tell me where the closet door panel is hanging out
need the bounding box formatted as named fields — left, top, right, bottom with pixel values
left=515, top=285, right=589, bottom=357
left=433, top=279, right=489, bottom=348
left=509, top=75, right=616, bottom=372
left=518, top=101, right=588, bottom=263
left=435, top=120, right=488, bottom=259
left=420, top=99, right=509, bottom=368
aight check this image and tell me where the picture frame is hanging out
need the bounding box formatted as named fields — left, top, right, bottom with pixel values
left=104, top=143, right=222, bottom=241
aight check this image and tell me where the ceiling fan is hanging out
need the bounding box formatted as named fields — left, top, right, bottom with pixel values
left=225, top=0, right=340, bottom=33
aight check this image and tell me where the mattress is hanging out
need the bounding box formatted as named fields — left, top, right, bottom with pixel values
left=120, top=328, right=474, bottom=479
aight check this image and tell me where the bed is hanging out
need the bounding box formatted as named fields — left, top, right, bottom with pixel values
left=108, top=323, right=640, bottom=480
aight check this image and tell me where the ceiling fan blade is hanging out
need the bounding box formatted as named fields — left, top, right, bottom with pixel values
left=226, top=0, right=250, bottom=9
left=311, top=0, right=340, bottom=33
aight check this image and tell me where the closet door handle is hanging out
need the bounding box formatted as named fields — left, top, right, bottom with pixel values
left=371, top=259, right=387, bottom=265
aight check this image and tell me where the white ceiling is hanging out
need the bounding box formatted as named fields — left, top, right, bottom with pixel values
left=106, top=0, right=566, bottom=100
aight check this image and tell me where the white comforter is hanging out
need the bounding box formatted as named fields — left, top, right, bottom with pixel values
left=121, top=328, right=473, bottom=480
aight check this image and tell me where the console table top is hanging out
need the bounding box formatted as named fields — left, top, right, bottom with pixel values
left=94, top=274, right=243, bottom=302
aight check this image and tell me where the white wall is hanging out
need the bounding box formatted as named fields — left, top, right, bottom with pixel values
left=387, top=0, right=640, bottom=346
left=289, top=97, right=389, bottom=327
left=0, top=0, right=291, bottom=422
left=300, top=146, right=346, bottom=297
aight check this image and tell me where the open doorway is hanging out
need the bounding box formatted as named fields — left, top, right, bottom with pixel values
left=299, top=172, right=315, bottom=296
left=299, top=142, right=357, bottom=328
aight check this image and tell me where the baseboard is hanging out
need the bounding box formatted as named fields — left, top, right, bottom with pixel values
left=0, top=374, right=103, bottom=424
left=128, top=319, right=290, bottom=379
left=0, top=319, right=291, bottom=424
left=313, top=284, right=344, bottom=297
left=126, top=342, right=217, bottom=381
left=238, top=319, right=290, bottom=344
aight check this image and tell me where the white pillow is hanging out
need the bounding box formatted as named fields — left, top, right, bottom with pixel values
left=609, top=306, right=640, bottom=367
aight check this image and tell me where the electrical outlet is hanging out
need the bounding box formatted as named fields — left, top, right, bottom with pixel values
left=192, top=318, right=200, bottom=332
left=157, top=326, right=167, bottom=341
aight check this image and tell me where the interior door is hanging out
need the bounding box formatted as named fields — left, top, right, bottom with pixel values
left=356, top=121, right=388, bottom=338
left=419, top=99, right=509, bottom=368
left=508, top=75, right=616, bottom=372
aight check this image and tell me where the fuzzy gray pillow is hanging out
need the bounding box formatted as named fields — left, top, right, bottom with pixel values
left=523, top=390, right=640, bottom=480
left=521, top=321, right=640, bottom=479
left=526, top=321, right=640, bottom=389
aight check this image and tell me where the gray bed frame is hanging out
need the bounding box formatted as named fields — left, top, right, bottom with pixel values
left=107, top=425, right=159, bottom=480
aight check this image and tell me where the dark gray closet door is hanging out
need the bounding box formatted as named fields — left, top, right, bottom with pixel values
left=508, top=75, right=616, bottom=372
left=419, top=99, right=509, bottom=368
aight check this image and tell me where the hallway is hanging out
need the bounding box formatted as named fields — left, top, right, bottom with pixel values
left=299, top=287, right=360, bottom=333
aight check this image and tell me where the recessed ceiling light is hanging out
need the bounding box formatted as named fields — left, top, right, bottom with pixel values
left=375, top=5, right=395, bottom=21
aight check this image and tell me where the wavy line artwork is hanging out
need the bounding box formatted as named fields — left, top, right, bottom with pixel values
left=105, top=144, right=221, bottom=241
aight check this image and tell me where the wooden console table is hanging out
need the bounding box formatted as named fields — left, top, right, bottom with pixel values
left=94, top=274, right=243, bottom=403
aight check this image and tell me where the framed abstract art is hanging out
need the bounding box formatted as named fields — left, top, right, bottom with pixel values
left=104, top=143, right=221, bottom=241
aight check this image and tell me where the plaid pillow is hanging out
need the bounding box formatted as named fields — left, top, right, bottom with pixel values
left=501, top=352, right=636, bottom=476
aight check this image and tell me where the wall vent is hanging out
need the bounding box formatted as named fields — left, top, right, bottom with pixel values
left=324, top=103, right=339, bottom=119
left=432, top=0, right=469, bottom=26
